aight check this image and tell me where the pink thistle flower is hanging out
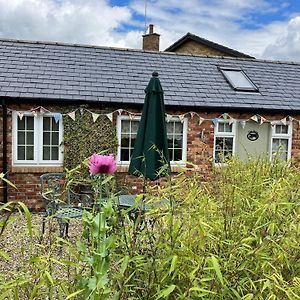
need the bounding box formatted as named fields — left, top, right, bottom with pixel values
left=88, top=153, right=117, bottom=175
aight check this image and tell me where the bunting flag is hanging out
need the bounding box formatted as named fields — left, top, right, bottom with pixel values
left=17, top=112, right=24, bottom=120
left=7, top=105, right=300, bottom=129
left=166, top=114, right=172, bottom=123
left=212, top=118, right=219, bottom=127
left=221, top=113, right=229, bottom=120
left=250, top=115, right=259, bottom=123
left=53, top=113, right=61, bottom=124
left=281, top=117, right=287, bottom=126
left=106, top=112, right=113, bottom=122
left=92, top=112, right=99, bottom=122
left=39, top=107, right=46, bottom=115
left=199, top=117, right=205, bottom=125
left=270, top=121, right=276, bottom=128
left=260, top=116, right=267, bottom=125
left=68, top=111, right=76, bottom=121
left=179, top=114, right=185, bottom=123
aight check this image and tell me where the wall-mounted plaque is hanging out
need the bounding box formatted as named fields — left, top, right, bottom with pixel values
left=247, top=130, right=259, bottom=141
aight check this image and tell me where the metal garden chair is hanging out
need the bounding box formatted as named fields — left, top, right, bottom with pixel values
left=40, top=173, right=91, bottom=238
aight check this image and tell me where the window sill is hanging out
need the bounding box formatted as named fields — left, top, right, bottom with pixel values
left=11, top=166, right=64, bottom=173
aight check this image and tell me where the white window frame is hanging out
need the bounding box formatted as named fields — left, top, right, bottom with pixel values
left=12, top=111, right=64, bottom=166
left=213, top=120, right=236, bottom=165
left=269, top=122, right=292, bottom=161
left=117, top=115, right=188, bottom=166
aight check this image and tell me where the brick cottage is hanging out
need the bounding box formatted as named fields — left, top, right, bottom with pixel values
left=1, top=30, right=300, bottom=210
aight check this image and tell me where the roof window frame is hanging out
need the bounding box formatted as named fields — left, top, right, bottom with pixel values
left=219, top=67, right=259, bottom=92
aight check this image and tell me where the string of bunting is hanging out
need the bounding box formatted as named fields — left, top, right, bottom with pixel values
left=5, top=106, right=300, bottom=127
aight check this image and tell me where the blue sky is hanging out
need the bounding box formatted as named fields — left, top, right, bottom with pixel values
left=1, top=0, right=300, bottom=61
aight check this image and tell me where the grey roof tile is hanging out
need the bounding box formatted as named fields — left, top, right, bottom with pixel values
left=1, top=38, right=300, bottom=112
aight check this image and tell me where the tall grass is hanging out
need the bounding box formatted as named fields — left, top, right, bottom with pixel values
left=1, top=157, right=300, bottom=299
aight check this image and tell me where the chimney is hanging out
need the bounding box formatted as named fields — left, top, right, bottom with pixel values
left=142, top=24, right=160, bottom=51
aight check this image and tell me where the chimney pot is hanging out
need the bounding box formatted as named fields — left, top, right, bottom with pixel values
left=149, top=24, right=154, bottom=34
left=142, top=24, right=160, bottom=51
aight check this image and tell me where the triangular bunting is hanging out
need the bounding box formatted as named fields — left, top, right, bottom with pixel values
left=221, top=113, right=229, bottom=120
left=212, top=118, right=219, bottom=127
left=80, top=108, right=84, bottom=116
left=166, top=114, right=172, bottom=123
left=68, top=111, right=76, bottom=121
left=179, top=114, right=185, bottom=123
left=260, top=116, right=267, bottom=125
left=199, top=117, right=205, bottom=125
left=117, top=109, right=123, bottom=115
left=281, top=117, right=287, bottom=126
left=190, top=112, right=196, bottom=119
left=17, top=112, right=24, bottom=120
left=106, top=113, right=113, bottom=122
left=53, top=113, right=61, bottom=124
left=92, top=112, right=100, bottom=123
left=250, top=115, right=259, bottom=123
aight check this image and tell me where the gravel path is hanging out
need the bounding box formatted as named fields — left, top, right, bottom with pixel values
left=0, top=213, right=84, bottom=277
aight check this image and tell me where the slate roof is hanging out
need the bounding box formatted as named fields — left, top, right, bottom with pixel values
left=0, top=38, right=300, bottom=112
left=164, top=33, right=254, bottom=59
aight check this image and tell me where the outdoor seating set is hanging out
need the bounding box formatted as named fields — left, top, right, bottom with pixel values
left=40, top=173, right=142, bottom=238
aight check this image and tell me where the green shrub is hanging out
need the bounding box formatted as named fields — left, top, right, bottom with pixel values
left=113, top=157, right=300, bottom=299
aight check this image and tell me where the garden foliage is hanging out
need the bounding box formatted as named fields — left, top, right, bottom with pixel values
left=1, top=157, right=300, bottom=299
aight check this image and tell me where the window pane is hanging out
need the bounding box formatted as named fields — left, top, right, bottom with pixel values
left=222, top=70, right=257, bottom=91
left=43, top=117, right=51, bottom=130
left=121, top=149, right=129, bottom=161
left=17, top=146, right=25, bottom=160
left=43, top=133, right=50, bottom=145
left=167, top=123, right=174, bottom=134
left=18, top=118, right=25, bottom=130
left=51, top=147, right=59, bottom=160
left=272, top=138, right=288, bottom=152
left=52, top=132, right=59, bottom=145
left=174, top=136, right=183, bottom=148
left=121, top=135, right=130, bottom=147
left=131, top=121, right=139, bottom=133
left=275, top=125, right=288, bottom=134
left=26, top=146, right=34, bottom=160
left=18, top=132, right=25, bottom=144
left=27, top=132, right=34, bottom=145
left=173, top=149, right=182, bottom=161
left=167, top=137, right=173, bottom=148
left=174, top=122, right=183, bottom=133
left=52, top=118, right=59, bottom=131
left=121, top=120, right=130, bottom=133
left=218, top=123, right=224, bottom=132
left=43, top=146, right=50, bottom=160
left=225, top=123, right=233, bottom=132
left=26, top=117, right=34, bottom=130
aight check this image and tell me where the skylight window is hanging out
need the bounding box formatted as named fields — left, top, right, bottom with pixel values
left=220, top=68, right=258, bottom=92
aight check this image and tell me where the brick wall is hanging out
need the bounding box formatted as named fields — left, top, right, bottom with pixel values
left=2, top=103, right=300, bottom=211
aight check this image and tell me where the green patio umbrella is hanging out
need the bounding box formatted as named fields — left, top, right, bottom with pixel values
left=128, top=72, right=170, bottom=181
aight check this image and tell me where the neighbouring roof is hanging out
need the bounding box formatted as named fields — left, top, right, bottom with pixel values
left=165, top=33, right=254, bottom=59
left=0, top=38, right=300, bottom=112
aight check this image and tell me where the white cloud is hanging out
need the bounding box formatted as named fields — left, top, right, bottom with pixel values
left=262, top=16, right=300, bottom=61
left=0, top=0, right=133, bottom=46
left=0, top=0, right=299, bottom=62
